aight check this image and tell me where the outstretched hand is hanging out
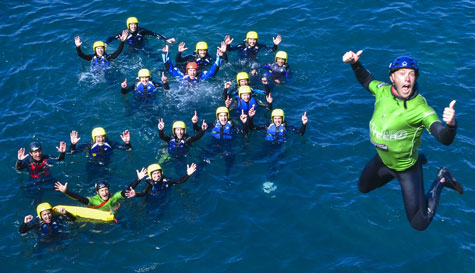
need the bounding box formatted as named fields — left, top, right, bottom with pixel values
left=120, top=130, right=130, bottom=144
left=443, top=100, right=456, bottom=126
left=261, top=77, right=268, bottom=85
left=273, top=35, right=282, bottom=45
left=219, top=41, right=227, bottom=53
left=157, top=118, right=165, bottom=130
left=302, top=112, right=308, bottom=125
left=125, top=187, right=136, bottom=198
left=224, top=35, right=234, bottom=45
left=121, top=78, right=127, bottom=88
left=166, top=37, right=175, bottom=44
left=187, top=163, right=197, bottom=176
left=18, top=147, right=29, bottom=161
left=248, top=105, right=256, bottom=118
left=119, top=30, right=128, bottom=42
left=225, top=96, right=232, bottom=108
left=224, top=81, right=231, bottom=89
left=342, top=50, right=363, bottom=64
left=74, top=36, right=82, bottom=47
left=178, top=42, right=187, bottom=53
left=240, top=109, right=248, bottom=123
left=162, top=44, right=169, bottom=54
left=136, top=167, right=147, bottom=180
left=70, top=130, right=81, bottom=145
left=54, top=181, right=67, bottom=193
left=56, top=141, right=66, bottom=153
left=266, top=93, right=273, bottom=104
left=161, top=71, right=167, bottom=83
left=24, top=215, right=34, bottom=224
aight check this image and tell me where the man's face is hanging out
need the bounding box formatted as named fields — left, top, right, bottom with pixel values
left=140, top=76, right=150, bottom=85
left=390, top=68, right=417, bottom=99
left=247, top=38, right=257, bottom=47
left=241, top=93, right=251, bottom=102
left=30, top=150, right=42, bottom=161
left=218, top=113, right=228, bottom=125
left=187, top=68, right=197, bottom=79
left=273, top=116, right=283, bottom=126
left=276, top=58, right=286, bottom=66
left=95, top=135, right=106, bottom=145
left=174, top=128, right=184, bottom=139
left=97, top=187, right=110, bottom=200
left=198, top=49, right=207, bottom=58
left=95, top=46, right=105, bottom=57
left=152, top=170, right=162, bottom=182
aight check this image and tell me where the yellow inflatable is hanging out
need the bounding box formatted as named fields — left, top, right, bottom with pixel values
left=54, top=205, right=115, bottom=222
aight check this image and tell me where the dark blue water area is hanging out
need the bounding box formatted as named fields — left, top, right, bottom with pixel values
left=0, top=0, right=474, bottom=272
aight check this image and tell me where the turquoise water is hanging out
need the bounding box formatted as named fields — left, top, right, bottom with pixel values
left=1, top=0, right=474, bottom=272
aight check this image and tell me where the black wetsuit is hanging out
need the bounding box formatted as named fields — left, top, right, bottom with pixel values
left=19, top=212, right=75, bottom=237
left=135, top=175, right=191, bottom=198
left=351, top=61, right=458, bottom=230
left=159, top=123, right=205, bottom=156
left=106, top=28, right=168, bottom=48
left=76, top=41, right=125, bottom=64
left=16, top=152, right=65, bottom=180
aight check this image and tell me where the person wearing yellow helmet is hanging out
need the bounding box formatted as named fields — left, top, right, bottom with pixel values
left=121, top=68, right=169, bottom=98
left=74, top=30, right=128, bottom=68
left=247, top=108, right=308, bottom=144
left=16, top=141, right=67, bottom=181
left=105, top=16, right=175, bottom=50
left=19, top=203, right=75, bottom=236
left=224, top=31, right=282, bottom=60
left=207, top=106, right=251, bottom=140
left=162, top=44, right=225, bottom=84
left=134, top=162, right=197, bottom=198
left=175, top=40, right=229, bottom=69
left=251, top=50, right=291, bottom=84
left=342, top=49, right=462, bottom=231
left=69, top=127, right=132, bottom=163
left=224, top=85, right=273, bottom=116
left=222, top=72, right=271, bottom=101
left=157, top=111, right=208, bottom=156
left=54, top=168, right=145, bottom=215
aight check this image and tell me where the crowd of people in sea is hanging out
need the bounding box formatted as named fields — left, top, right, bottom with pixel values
left=17, top=16, right=463, bottom=239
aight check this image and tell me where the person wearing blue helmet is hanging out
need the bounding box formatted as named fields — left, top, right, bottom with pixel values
left=342, top=50, right=462, bottom=231
left=16, top=141, right=66, bottom=181
left=74, top=30, right=128, bottom=68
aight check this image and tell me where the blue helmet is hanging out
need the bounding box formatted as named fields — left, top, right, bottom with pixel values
left=388, top=56, right=419, bottom=75
left=95, top=181, right=109, bottom=191
left=29, top=142, right=42, bottom=152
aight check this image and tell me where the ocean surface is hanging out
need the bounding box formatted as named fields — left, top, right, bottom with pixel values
left=0, top=0, right=474, bottom=272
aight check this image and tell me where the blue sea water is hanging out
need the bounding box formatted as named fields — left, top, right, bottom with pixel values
left=0, top=0, right=474, bottom=272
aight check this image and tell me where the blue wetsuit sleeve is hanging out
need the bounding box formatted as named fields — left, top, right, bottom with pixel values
left=107, top=41, right=125, bottom=60
left=285, top=65, right=291, bottom=78
left=199, top=56, right=222, bottom=80
left=252, top=88, right=266, bottom=96
left=163, top=52, right=185, bottom=78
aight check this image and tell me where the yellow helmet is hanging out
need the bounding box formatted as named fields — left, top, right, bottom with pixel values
left=93, top=41, right=106, bottom=52
left=172, top=121, right=186, bottom=135
left=147, top=163, right=162, bottom=178
left=126, top=17, right=139, bottom=29
left=236, top=72, right=250, bottom=84
left=195, top=41, right=208, bottom=52
left=216, top=106, right=229, bottom=119
left=271, top=109, right=285, bottom=122
left=275, top=51, right=288, bottom=63
left=246, top=31, right=258, bottom=40
left=91, top=127, right=107, bottom=141
left=36, top=202, right=52, bottom=218
left=138, top=68, right=151, bottom=78
left=238, top=86, right=252, bottom=97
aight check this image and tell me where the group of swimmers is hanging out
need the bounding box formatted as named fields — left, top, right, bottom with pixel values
left=18, top=17, right=464, bottom=237
left=18, top=17, right=308, bottom=238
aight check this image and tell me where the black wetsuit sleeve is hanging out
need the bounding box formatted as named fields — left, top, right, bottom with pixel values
left=193, top=122, right=201, bottom=132
left=167, top=174, right=190, bottom=185
left=287, top=123, right=307, bottom=135
left=185, top=129, right=205, bottom=144
left=76, top=46, right=94, bottom=61
left=135, top=183, right=152, bottom=197
left=159, top=130, right=172, bottom=142
left=175, top=52, right=194, bottom=63
left=64, top=188, right=90, bottom=206
left=141, top=28, right=167, bottom=40
left=111, top=141, right=132, bottom=151
left=121, top=84, right=135, bottom=94
left=69, top=143, right=90, bottom=154
left=107, top=41, right=125, bottom=60
left=105, top=33, right=121, bottom=44
left=120, top=178, right=143, bottom=197
left=350, top=61, right=375, bottom=92
left=271, top=43, right=278, bottom=51
left=19, top=220, right=38, bottom=234
left=429, top=121, right=457, bottom=145
left=60, top=210, right=76, bottom=221
left=155, top=81, right=170, bottom=90
left=16, top=158, right=28, bottom=170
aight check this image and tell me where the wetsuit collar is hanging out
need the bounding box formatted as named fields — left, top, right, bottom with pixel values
left=391, top=83, right=418, bottom=109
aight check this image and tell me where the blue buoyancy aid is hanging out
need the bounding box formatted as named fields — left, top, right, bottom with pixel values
left=236, top=97, right=258, bottom=114
left=211, top=122, right=233, bottom=140
left=168, top=138, right=189, bottom=155
left=90, top=56, right=109, bottom=67
left=89, top=142, right=113, bottom=159
left=265, top=124, right=287, bottom=143
left=150, top=179, right=170, bottom=196
left=135, top=81, right=157, bottom=97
